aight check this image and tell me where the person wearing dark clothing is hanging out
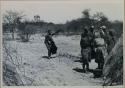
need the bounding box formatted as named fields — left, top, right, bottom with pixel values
left=44, top=30, right=57, bottom=59
left=95, top=48, right=104, bottom=69
left=89, top=26, right=96, bottom=60
left=80, top=28, right=91, bottom=72
left=100, top=26, right=115, bottom=54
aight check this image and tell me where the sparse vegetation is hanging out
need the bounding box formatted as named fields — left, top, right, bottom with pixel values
left=2, top=9, right=123, bottom=86
left=3, top=9, right=123, bottom=40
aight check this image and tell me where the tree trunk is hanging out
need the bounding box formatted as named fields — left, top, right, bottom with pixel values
left=12, top=32, right=14, bottom=40
left=26, top=33, right=29, bottom=42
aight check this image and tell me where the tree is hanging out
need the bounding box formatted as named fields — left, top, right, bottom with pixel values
left=92, top=12, right=110, bottom=28
left=103, top=34, right=123, bottom=85
left=18, top=23, right=36, bottom=42
left=82, top=9, right=90, bottom=18
left=3, top=10, right=25, bottom=39
left=81, top=9, right=92, bottom=29
left=34, top=15, right=40, bottom=22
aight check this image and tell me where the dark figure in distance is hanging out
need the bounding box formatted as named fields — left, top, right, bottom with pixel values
left=44, top=30, right=57, bottom=59
left=80, top=28, right=91, bottom=72
left=89, top=25, right=96, bottom=60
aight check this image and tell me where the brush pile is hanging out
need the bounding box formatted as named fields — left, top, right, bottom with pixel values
left=103, top=34, right=123, bottom=86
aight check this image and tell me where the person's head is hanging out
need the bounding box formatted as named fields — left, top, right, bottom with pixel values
left=90, top=25, right=94, bottom=29
left=109, top=30, right=114, bottom=37
left=47, top=30, right=51, bottom=35
left=82, top=27, right=89, bottom=37
left=84, top=26, right=88, bottom=34
left=94, top=30, right=101, bottom=38
left=100, top=25, right=106, bottom=30
left=90, top=25, right=94, bottom=32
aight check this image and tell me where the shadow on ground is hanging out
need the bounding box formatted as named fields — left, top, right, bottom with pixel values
left=73, top=68, right=84, bottom=73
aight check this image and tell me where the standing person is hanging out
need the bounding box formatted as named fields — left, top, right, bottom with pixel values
left=89, top=25, right=96, bottom=60
left=44, top=30, right=57, bottom=59
left=94, top=29, right=106, bottom=69
left=99, top=26, right=115, bottom=54
left=80, top=28, right=91, bottom=72
left=99, top=26, right=109, bottom=56
left=100, top=26, right=109, bottom=46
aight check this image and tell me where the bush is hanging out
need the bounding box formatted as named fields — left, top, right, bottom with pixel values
left=103, top=34, right=123, bottom=85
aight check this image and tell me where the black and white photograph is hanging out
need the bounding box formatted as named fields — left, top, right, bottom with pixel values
left=1, top=0, right=124, bottom=87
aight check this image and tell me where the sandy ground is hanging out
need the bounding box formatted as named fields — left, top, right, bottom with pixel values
left=4, top=34, right=104, bottom=86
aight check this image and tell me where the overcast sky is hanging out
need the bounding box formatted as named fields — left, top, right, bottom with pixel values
left=1, top=0, right=124, bottom=24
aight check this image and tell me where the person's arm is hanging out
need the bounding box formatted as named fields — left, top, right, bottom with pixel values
left=51, top=33, right=56, bottom=36
left=51, top=30, right=61, bottom=36
left=112, top=37, right=116, bottom=45
left=80, top=34, right=83, bottom=48
left=80, top=39, right=82, bottom=48
left=100, top=29, right=105, bottom=38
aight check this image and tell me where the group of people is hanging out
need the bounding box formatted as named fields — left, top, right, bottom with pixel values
left=44, top=25, right=115, bottom=73
left=80, top=25, right=115, bottom=73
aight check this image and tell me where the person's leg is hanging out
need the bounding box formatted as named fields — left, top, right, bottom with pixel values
left=81, top=49, right=83, bottom=58
left=107, top=45, right=110, bottom=54
left=88, top=50, right=91, bottom=62
left=82, top=63, right=86, bottom=73
left=100, top=62, right=104, bottom=69
left=81, top=48, right=83, bottom=59
left=96, top=62, right=100, bottom=69
left=82, top=57, right=86, bottom=72
left=86, top=49, right=90, bottom=70
left=86, top=62, right=89, bottom=71
left=100, top=50, right=104, bottom=69
left=48, top=49, right=51, bottom=58
left=97, top=49, right=102, bottom=69
left=100, top=63, right=103, bottom=69
left=98, top=63, right=102, bottom=69
left=82, top=63, right=85, bottom=70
